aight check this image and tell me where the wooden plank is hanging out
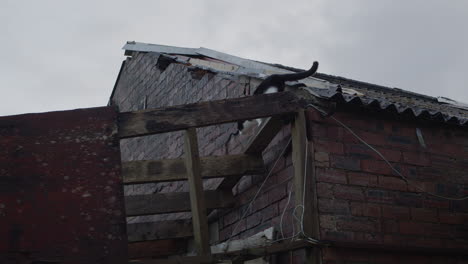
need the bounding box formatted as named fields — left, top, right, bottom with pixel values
left=128, top=239, right=186, bottom=259
left=184, top=128, right=211, bottom=256
left=291, top=110, right=314, bottom=237
left=122, top=154, right=265, bottom=184
left=118, top=91, right=304, bottom=138
left=125, top=190, right=234, bottom=216
left=127, top=220, right=193, bottom=242
left=217, top=116, right=287, bottom=191
left=130, top=255, right=213, bottom=264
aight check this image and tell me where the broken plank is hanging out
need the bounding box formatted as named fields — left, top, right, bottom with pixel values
left=184, top=128, right=211, bottom=256
left=127, top=220, right=193, bottom=242
left=118, top=91, right=304, bottom=138
left=125, top=190, right=234, bottom=216
left=122, top=154, right=265, bottom=184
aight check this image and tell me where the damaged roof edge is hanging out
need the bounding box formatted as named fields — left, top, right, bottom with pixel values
left=120, top=41, right=468, bottom=127
left=123, top=41, right=199, bottom=56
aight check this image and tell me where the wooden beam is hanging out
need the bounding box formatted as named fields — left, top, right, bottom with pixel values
left=122, top=154, right=265, bottom=184
left=129, top=256, right=213, bottom=264
left=118, top=91, right=304, bottom=138
left=125, top=190, right=234, bottom=216
left=184, top=128, right=211, bottom=256
left=127, top=220, right=193, bottom=242
left=217, top=116, right=287, bottom=191
left=291, top=110, right=314, bottom=237
left=128, top=239, right=186, bottom=259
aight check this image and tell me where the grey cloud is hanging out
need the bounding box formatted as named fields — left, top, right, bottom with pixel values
left=1, top=0, right=467, bottom=115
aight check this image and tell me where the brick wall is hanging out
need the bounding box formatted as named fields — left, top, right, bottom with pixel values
left=307, top=107, right=468, bottom=263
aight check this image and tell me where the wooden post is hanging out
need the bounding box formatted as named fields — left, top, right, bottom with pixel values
left=184, top=128, right=211, bottom=256
left=291, top=109, right=321, bottom=263
left=291, top=110, right=310, bottom=235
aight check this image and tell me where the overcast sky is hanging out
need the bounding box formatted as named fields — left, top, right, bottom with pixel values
left=1, top=0, right=467, bottom=116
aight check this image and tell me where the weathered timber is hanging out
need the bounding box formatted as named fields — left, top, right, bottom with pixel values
left=118, top=91, right=305, bottom=138
left=125, top=190, right=234, bottom=216
left=291, top=110, right=315, bottom=237
left=184, top=128, right=211, bottom=256
left=128, top=239, right=186, bottom=259
left=129, top=256, right=213, bottom=264
left=122, top=154, right=265, bottom=184
left=217, top=116, right=287, bottom=191
left=130, top=240, right=316, bottom=264
left=127, top=220, right=193, bottom=242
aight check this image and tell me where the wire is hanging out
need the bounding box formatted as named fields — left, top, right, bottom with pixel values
left=306, top=103, right=468, bottom=201
left=225, top=137, right=292, bottom=248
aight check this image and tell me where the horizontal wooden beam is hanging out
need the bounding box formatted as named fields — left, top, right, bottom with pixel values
left=118, top=91, right=304, bottom=138
left=129, top=255, right=213, bottom=264
left=122, top=154, right=265, bottom=184
left=125, top=190, right=234, bottom=216
left=128, top=239, right=186, bottom=259
left=127, top=220, right=193, bottom=242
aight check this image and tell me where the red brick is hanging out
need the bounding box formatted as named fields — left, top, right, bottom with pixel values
left=276, top=165, right=293, bottom=184
left=348, top=172, right=378, bottom=187
left=223, top=210, right=240, bottom=226
left=422, top=197, right=450, bottom=209
left=381, top=205, right=410, bottom=220
left=378, top=175, right=407, bottom=191
left=320, top=214, right=336, bottom=229
left=345, top=144, right=401, bottom=162
left=382, top=219, right=398, bottom=233
left=354, top=232, right=382, bottom=243
left=330, top=155, right=360, bottom=171
left=305, top=109, right=325, bottom=123
left=246, top=212, right=262, bottom=229
left=261, top=203, right=278, bottom=221
left=314, top=139, right=344, bottom=154
left=399, top=221, right=426, bottom=235
left=251, top=193, right=268, bottom=211
left=403, top=151, right=431, bottom=166
left=438, top=212, right=467, bottom=224
left=318, top=198, right=350, bottom=214
left=316, top=168, right=347, bottom=184
left=315, top=151, right=330, bottom=167
left=316, top=182, right=334, bottom=198
left=350, top=202, right=381, bottom=218
left=411, top=208, right=438, bottom=222
left=336, top=216, right=379, bottom=232
left=366, top=189, right=396, bottom=204
left=267, top=184, right=286, bottom=203
left=320, top=229, right=354, bottom=241
left=395, top=192, right=423, bottom=207
left=334, top=185, right=365, bottom=201
left=361, top=159, right=393, bottom=175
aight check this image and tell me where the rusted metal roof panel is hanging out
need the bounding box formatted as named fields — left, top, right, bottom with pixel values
left=0, top=107, right=127, bottom=264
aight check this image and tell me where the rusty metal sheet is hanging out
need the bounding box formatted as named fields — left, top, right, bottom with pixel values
left=0, top=106, right=127, bottom=264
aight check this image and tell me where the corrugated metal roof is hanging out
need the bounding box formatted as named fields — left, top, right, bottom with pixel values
left=122, top=41, right=468, bottom=127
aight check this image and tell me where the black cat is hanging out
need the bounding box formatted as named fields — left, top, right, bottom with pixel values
left=237, top=61, right=319, bottom=134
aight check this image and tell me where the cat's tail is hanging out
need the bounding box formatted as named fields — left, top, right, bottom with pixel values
left=277, top=61, right=319, bottom=82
